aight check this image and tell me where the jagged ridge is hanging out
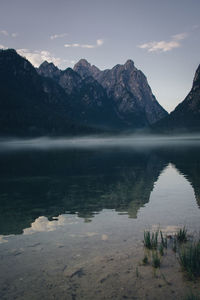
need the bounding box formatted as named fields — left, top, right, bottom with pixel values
left=0, top=49, right=170, bottom=136
left=74, top=59, right=168, bottom=125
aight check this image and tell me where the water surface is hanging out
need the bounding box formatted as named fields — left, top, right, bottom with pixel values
left=0, top=136, right=200, bottom=299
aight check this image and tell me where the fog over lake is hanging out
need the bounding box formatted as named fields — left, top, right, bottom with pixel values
left=1, top=134, right=200, bottom=151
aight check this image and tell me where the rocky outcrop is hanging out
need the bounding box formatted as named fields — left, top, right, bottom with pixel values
left=73, top=58, right=101, bottom=79
left=37, top=60, right=61, bottom=80
left=74, top=59, right=168, bottom=126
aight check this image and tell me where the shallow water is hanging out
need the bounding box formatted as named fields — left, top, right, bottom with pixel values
left=0, top=136, right=200, bottom=299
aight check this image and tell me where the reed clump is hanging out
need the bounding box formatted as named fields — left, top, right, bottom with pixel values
left=142, top=226, right=200, bottom=282
left=176, top=226, right=188, bottom=243
left=159, top=243, right=164, bottom=256
left=143, top=230, right=159, bottom=250
left=152, top=251, right=161, bottom=268
left=160, top=230, right=168, bottom=248
left=178, top=240, right=200, bottom=279
left=143, top=230, right=166, bottom=269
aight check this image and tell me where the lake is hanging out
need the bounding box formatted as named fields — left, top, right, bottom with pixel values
left=0, top=136, right=200, bottom=299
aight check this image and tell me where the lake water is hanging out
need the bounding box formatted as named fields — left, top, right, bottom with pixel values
left=0, top=136, right=200, bottom=299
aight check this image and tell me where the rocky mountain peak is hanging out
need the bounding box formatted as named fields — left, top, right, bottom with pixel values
left=38, top=61, right=61, bottom=79
left=124, top=59, right=135, bottom=70
left=40, top=60, right=50, bottom=67
left=74, top=59, right=91, bottom=68
left=73, top=57, right=168, bottom=126
left=73, top=59, right=101, bottom=79
left=39, top=61, right=58, bottom=71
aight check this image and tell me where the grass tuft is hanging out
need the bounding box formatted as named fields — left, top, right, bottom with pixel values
left=178, top=240, right=200, bottom=279
left=160, top=230, right=167, bottom=248
left=159, top=243, right=164, bottom=256
left=144, top=230, right=159, bottom=250
left=152, top=251, right=161, bottom=268
left=176, top=226, right=188, bottom=243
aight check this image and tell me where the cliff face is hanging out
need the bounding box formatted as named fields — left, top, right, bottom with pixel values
left=74, top=59, right=168, bottom=126
left=37, top=61, right=61, bottom=80
left=39, top=58, right=168, bottom=129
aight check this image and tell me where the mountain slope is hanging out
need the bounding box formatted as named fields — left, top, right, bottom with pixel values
left=0, top=49, right=94, bottom=136
left=154, top=65, right=200, bottom=132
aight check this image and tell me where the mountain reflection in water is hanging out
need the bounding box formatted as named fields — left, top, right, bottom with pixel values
left=0, top=136, right=200, bottom=235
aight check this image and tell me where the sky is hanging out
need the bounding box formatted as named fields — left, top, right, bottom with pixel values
left=0, top=0, right=199, bottom=112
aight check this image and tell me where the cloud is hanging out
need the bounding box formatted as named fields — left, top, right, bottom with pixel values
left=11, top=33, right=18, bottom=38
left=0, top=30, right=9, bottom=36
left=0, top=44, right=7, bottom=49
left=63, top=59, right=76, bottom=65
left=23, top=215, right=78, bottom=234
left=139, top=41, right=180, bottom=52
left=50, top=33, right=68, bottom=40
left=0, top=30, right=18, bottom=38
left=17, top=49, right=62, bottom=67
left=64, top=39, right=104, bottom=49
left=97, top=39, right=104, bottom=46
left=139, top=32, right=187, bottom=53
left=82, top=44, right=95, bottom=49
left=172, top=33, right=187, bottom=41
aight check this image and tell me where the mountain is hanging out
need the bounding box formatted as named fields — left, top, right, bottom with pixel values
left=0, top=49, right=95, bottom=136
left=39, top=58, right=168, bottom=130
left=0, top=49, right=168, bottom=136
left=73, top=58, right=101, bottom=79
left=38, top=62, right=123, bottom=129
left=38, top=62, right=82, bottom=94
left=154, top=65, right=200, bottom=132
left=74, top=59, right=168, bottom=126
left=37, top=60, right=61, bottom=80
